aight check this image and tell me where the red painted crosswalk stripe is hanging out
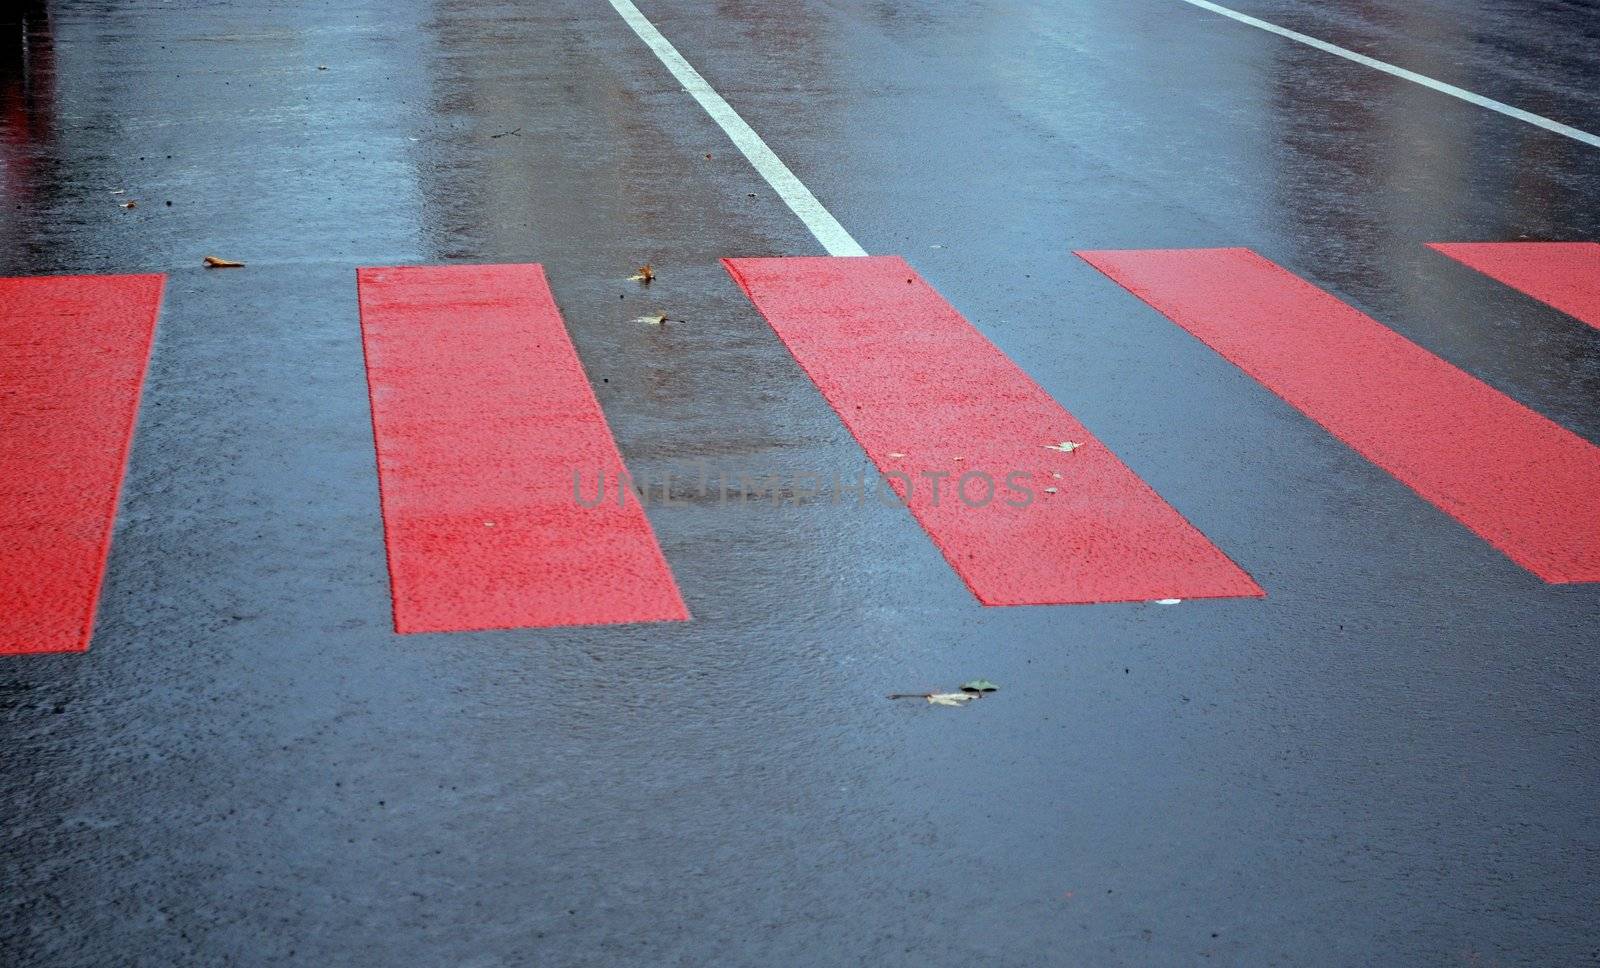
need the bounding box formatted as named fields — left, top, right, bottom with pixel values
left=356, top=264, right=688, bottom=633
left=724, top=255, right=1262, bottom=605
left=1429, top=242, right=1600, bottom=332
left=1079, top=247, right=1600, bottom=583
left=1, top=274, right=165, bottom=654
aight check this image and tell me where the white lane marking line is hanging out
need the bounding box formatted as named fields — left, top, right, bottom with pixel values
left=605, top=0, right=869, bottom=257
left=1173, top=0, right=1600, bottom=151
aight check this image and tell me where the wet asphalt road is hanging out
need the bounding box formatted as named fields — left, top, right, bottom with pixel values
left=3, top=0, right=1600, bottom=965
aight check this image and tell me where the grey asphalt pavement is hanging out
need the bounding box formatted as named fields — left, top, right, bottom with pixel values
left=3, top=0, right=1599, bottom=965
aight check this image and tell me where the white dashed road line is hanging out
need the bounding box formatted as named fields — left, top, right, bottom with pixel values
left=1173, top=0, right=1600, bottom=150
left=605, top=0, right=869, bottom=257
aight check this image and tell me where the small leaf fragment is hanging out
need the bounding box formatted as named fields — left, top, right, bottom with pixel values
left=120, top=200, right=137, bottom=209
left=926, top=692, right=975, bottom=707
left=960, top=679, right=999, bottom=693
left=1045, top=441, right=1083, bottom=453
left=634, top=312, right=668, bottom=326
left=629, top=264, right=655, bottom=284
left=203, top=255, right=245, bottom=268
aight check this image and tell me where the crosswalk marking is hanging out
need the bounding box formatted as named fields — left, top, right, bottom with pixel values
left=1079, top=246, right=1600, bottom=583
left=725, top=255, right=1264, bottom=605
left=6, top=242, right=1596, bottom=656
left=356, top=263, right=689, bottom=633
left=1430, top=242, right=1600, bottom=333
left=1, top=274, right=165, bottom=654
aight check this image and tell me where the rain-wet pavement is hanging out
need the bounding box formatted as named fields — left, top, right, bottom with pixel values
left=3, top=0, right=1599, bottom=964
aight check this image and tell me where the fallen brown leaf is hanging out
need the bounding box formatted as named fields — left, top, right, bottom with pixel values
left=629, top=264, right=655, bottom=284
left=203, top=256, right=245, bottom=268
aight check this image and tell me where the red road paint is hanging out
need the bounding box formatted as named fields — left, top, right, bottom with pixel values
left=356, top=264, right=688, bottom=633
left=723, top=255, right=1262, bottom=605
left=1, top=274, right=164, bottom=654
left=1429, top=242, right=1600, bottom=332
left=1078, top=247, right=1600, bottom=583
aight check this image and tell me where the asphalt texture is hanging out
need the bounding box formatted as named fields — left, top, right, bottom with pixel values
left=3, top=0, right=1599, bottom=964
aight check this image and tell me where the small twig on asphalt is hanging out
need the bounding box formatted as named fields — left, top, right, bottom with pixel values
left=490, top=127, right=522, bottom=139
